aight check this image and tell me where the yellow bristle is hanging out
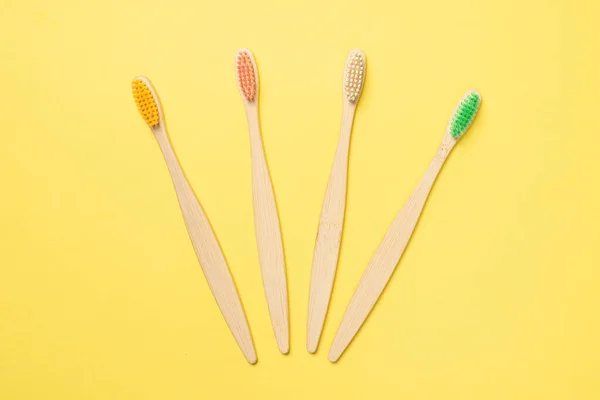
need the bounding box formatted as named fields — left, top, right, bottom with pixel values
left=132, top=79, right=159, bottom=127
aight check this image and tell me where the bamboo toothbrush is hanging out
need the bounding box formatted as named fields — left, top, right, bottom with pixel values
left=235, top=49, right=289, bottom=354
left=131, top=77, right=257, bottom=364
left=307, top=49, right=366, bottom=353
left=329, top=90, right=482, bottom=362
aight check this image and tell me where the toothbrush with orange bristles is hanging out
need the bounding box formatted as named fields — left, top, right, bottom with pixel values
left=131, top=76, right=257, bottom=364
left=235, top=49, right=289, bottom=354
left=307, top=49, right=366, bottom=353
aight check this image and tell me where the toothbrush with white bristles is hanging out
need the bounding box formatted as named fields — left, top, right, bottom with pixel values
left=307, top=49, right=366, bottom=353
left=329, top=90, right=482, bottom=362
left=235, top=48, right=289, bottom=354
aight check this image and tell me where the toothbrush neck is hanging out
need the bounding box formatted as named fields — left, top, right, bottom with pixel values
left=244, top=102, right=261, bottom=136
left=437, top=134, right=457, bottom=157
left=339, top=102, right=357, bottom=141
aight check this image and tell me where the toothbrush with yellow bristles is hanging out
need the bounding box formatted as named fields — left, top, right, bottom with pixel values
left=328, top=90, right=482, bottom=362
left=307, top=49, right=366, bottom=353
left=131, top=76, right=257, bottom=364
left=235, top=49, right=289, bottom=354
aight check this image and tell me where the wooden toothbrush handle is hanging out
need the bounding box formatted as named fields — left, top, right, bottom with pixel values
left=154, top=129, right=257, bottom=364
left=328, top=135, right=456, bottom=362
left=246, top=108, right=289, bottom=354
left=307, top=103, right=355, bottom=353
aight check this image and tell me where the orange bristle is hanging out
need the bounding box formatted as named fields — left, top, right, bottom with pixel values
left=132, top=79, right=160, bottom=127
left=236, top=51, right=256, bottom=101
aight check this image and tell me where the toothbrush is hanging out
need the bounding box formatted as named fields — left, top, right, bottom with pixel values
left=131, top=77, right=257, bottom=364
left=329, top=90, right=482, bottom=362
left=235, top=49, right=289, bottom=354
left=307, top=49, right=366, bottom=353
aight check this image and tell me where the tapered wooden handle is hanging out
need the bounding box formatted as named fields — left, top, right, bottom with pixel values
left=154, top=128, right=257, bottom=364
left=329, top=135, right=456, bottom=362
left=246, top=107, right=289, bottom=354
left=307, top=103, right=355, bottom=353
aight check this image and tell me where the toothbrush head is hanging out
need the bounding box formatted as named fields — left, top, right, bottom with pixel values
left=132, top=77, right=162, bottom=127
left=447, top=90, right=482, bottom=139
left=236, top=49, right=257, bottom=102
left=343, top=49, right=366, bottom=103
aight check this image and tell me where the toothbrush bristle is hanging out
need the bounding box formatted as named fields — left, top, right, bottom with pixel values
left=236, top=51, right=256, bottom=101
left=344, top=51, right=365, bottom=102
left=447, top=90, right=482, bottom=139
left=132, top=78, right=160, bottom=127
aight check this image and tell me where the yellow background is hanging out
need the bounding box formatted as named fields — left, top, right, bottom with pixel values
left=1, top=0, right=599, bottom=398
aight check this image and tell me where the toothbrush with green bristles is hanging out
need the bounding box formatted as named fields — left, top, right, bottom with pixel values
left=328, top=90, right=482, bottom=362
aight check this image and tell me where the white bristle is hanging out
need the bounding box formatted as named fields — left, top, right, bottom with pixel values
left=343, top=51, right=365, bottom=102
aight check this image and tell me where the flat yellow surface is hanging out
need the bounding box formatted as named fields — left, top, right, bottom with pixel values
left=1, top=0, right=599, bottom=398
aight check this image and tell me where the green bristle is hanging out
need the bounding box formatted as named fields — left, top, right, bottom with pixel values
left=448, top=91, right=481, bottom=139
